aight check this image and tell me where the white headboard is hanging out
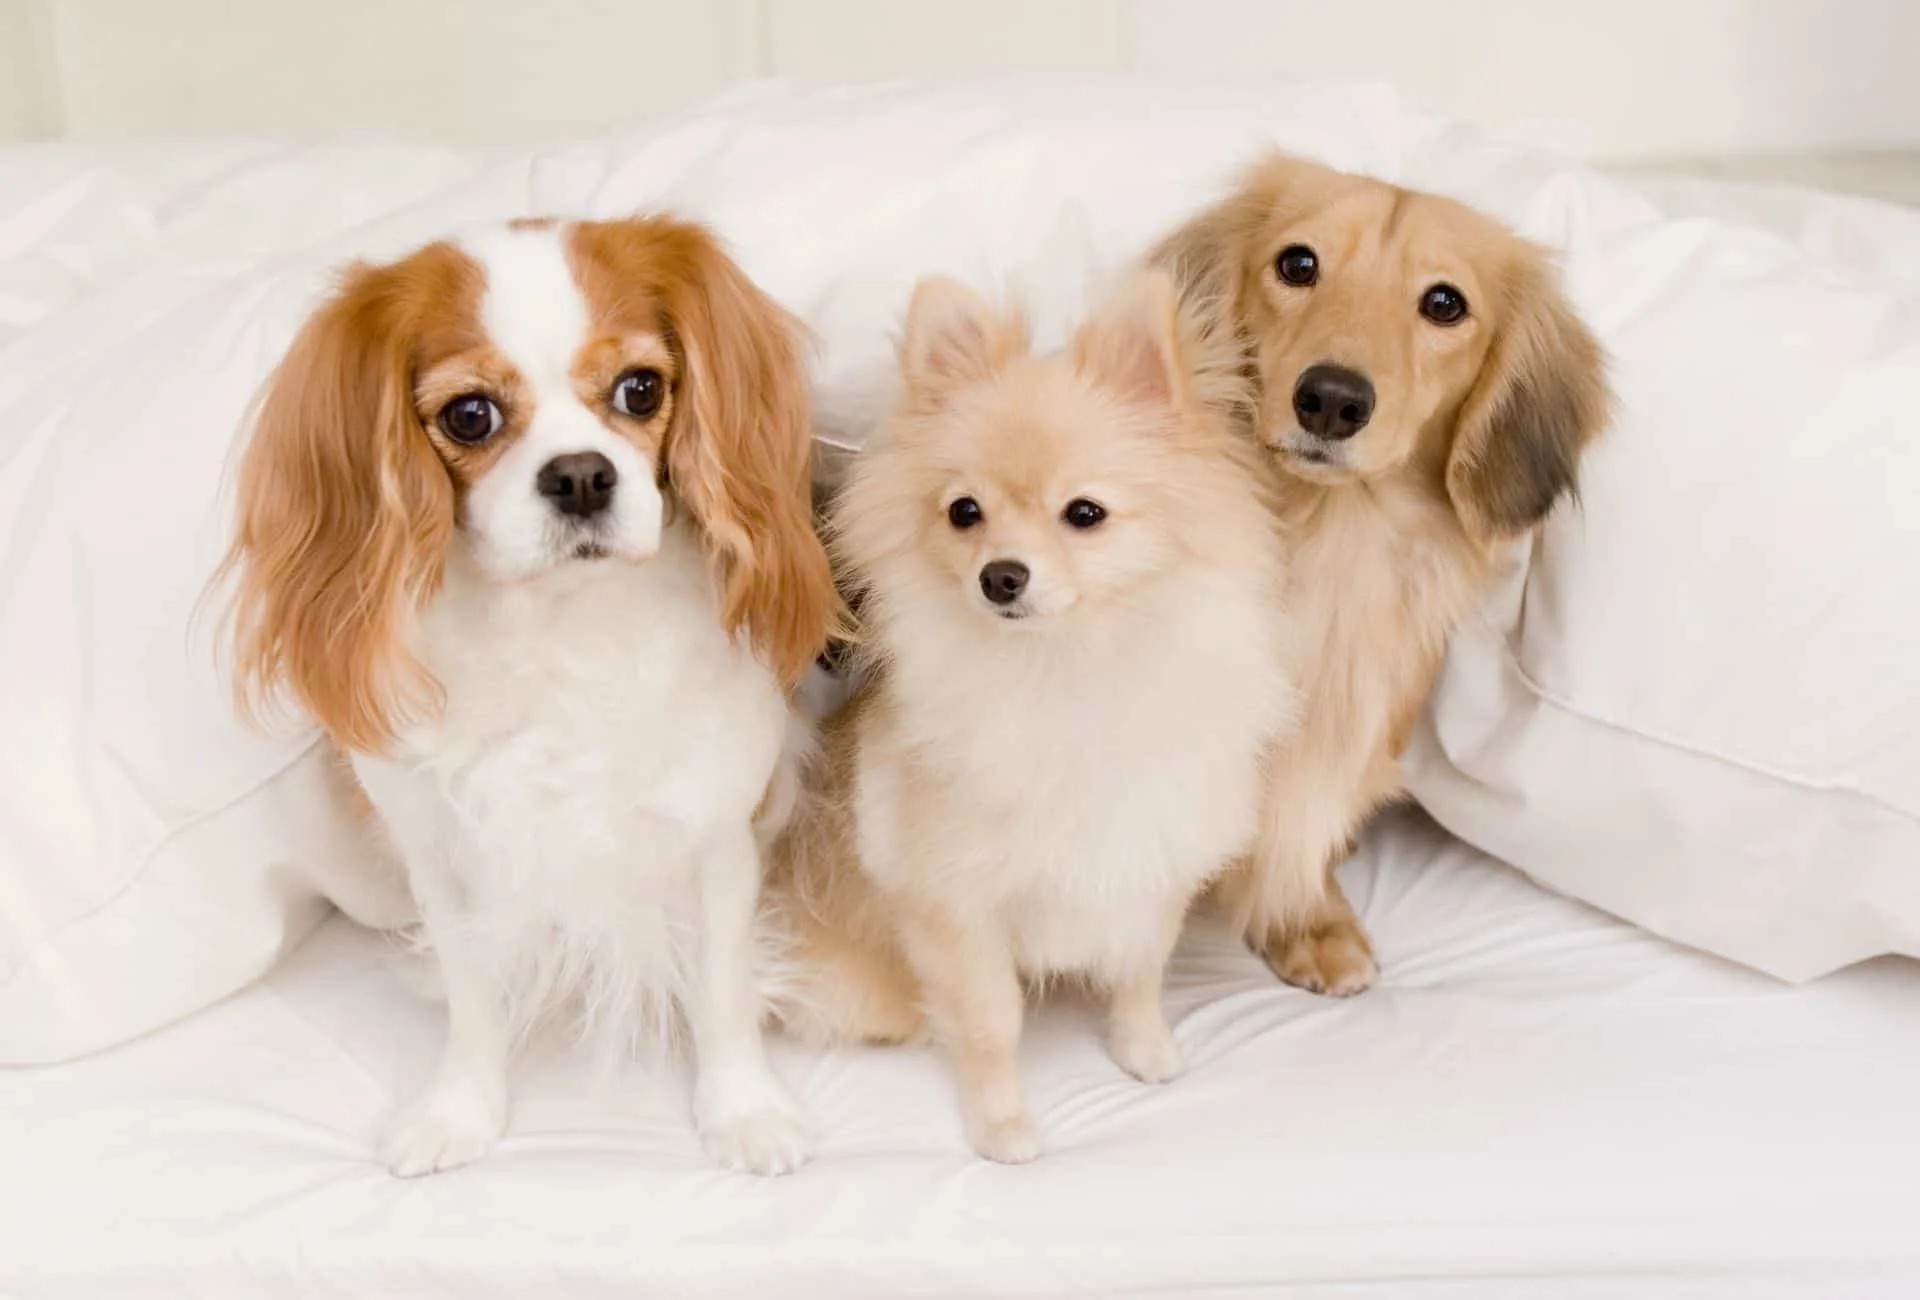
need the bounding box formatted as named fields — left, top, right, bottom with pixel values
left=4, top=0, right=1919, bottom=161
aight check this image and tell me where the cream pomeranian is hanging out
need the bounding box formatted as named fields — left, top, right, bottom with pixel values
left=764, top=268, right=1299, bottom=1162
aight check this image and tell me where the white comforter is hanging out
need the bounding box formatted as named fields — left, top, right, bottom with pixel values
left=6, top=808, right=1918, bottom=1298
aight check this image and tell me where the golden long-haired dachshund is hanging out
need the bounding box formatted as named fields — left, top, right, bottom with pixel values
left=1152, top=153, right=1611, bottom=994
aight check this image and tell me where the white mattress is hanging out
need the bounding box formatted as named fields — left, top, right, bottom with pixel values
left=5, top=807, right=1918, bottom=1298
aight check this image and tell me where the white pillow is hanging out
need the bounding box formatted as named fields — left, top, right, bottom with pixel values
left=1401, top=194, right=1920, bottom=981
left=3, top=80, right=1913, bottom=1064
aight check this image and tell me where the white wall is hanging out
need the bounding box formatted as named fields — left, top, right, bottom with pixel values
left=0, top=0, right=51, bottom=139
left=2, top=0, right=1918, bottom=160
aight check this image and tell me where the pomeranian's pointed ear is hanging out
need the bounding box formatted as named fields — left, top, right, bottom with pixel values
left=1071, top=269, right=1183, bottom=410
left=900, top=276, right=1023, bottom=404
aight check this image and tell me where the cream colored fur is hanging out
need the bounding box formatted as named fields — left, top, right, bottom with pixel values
left=765, top=269, right=1298, bottom=1162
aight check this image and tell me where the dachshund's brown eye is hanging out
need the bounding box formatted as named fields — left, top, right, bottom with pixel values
left=1275, top=245, right=1319, bottom=287
left=438, top=394, right=502, bottom=445
left=947, top=497, right=983, bottom=530
left=1062, top=498, right=1106, bottom=530
left=612, top=368, right=665, bottom=419
left=1420, top=283, right=1468, bottom=325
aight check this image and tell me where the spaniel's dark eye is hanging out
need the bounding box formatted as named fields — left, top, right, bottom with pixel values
left=438, top=394, right=502, bottom=446
left=1275, top=245, right=1319, bottom=287
left=1062, top=498, right=1107, bottom=530
left=1419, top=283, right=1469, bottom=325
left=612, top=368, right=666, bottom=419
left=947, top=497, right=983, bottom=530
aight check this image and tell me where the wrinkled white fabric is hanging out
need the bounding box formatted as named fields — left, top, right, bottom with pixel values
left=4, top=809, right=1917, bottom=1297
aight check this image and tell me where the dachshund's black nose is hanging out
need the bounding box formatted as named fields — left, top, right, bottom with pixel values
left=979, top=560, right=1030, bottom=606
left=538, top=452, right=618, bottom=517
left=1293, top=365, right=1375, bottom=441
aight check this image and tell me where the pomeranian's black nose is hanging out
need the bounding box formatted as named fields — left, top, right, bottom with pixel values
left=1292, top=364, right=1375, bottom=440
left=538, top=451, right=618, bottom=518
left=979, top=559, right=1030, bottom=605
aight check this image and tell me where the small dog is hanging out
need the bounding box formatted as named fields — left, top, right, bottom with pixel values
left=1152, top=154, right=1610, bottom=994
left=221, top=217, right=838, bottom=1176
left=765, top=269, right=1297, bottom=1162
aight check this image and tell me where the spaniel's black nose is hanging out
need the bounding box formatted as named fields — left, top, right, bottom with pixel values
left=537, top=452, right=618, bottom=517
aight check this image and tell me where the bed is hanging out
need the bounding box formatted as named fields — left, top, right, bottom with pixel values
left=3, top=84, right=1919, bottom=1298
left=3, top=807, right=1916, bottom=1297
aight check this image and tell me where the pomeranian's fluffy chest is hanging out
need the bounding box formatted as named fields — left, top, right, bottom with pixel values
left=856, top=572, right=1294, bottom=979
left=352, top=523, right=786, bottom=1022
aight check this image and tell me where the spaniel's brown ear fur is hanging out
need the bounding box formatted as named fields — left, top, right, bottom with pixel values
left=1447, top=251, right=1609, bottom=542
left=219, top=252, right=464, bottom=754
left=653, top=225, right=841, bottom=689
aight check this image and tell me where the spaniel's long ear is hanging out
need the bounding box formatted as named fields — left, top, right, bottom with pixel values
left=1446, top=249, right=1610, bottom=544
left=656, top=226, right=839, bottom=689
left=219, top=255, right=458, bottom=754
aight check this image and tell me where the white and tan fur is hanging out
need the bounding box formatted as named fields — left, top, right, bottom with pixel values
left=765, top=269, right=1298, bottom=1162
left=219, top=217, right=839, bottom=1177
left=1151, top=154, right=1610, bottom=993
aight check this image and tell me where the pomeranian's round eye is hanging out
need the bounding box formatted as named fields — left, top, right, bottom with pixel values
left=1062, top=498, right=1107, bottom=530
left=438, top=394, right=502, bottom=445
left=612, top=368, right=665, bottom=418
left=1419, top=283, right=1469, bottom=325
left=947, top=497, right=983, bottom=530
left=1275, top=245, right=1319, bottom=287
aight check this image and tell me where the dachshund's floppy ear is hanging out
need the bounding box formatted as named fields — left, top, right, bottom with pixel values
left=1150, top=152, right=1329, bottom=306
left=655, top=225, right=840, bottom=689
left=1149, top=191, right=1254, bottom=320
left=1148, top=152, right=1320, bottom=420
left=220, top=250, right=464, bottom=754
left=1447, top=250, right=1609, bottom=544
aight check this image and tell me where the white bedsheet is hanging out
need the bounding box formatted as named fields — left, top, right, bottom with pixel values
left=5, top=807, right=1918, bottom=1298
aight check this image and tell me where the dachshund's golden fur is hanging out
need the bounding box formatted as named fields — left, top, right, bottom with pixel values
left=1151, top=154, right=1609, bottom=993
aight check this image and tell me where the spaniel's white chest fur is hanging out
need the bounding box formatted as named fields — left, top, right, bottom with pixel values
left=353, top=521, right=785, bottom=1036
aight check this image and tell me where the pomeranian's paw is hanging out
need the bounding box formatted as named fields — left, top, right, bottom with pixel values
left=1263, top=917, right=1377, bottom=997
left=697, top=1080, right=813, bottom=1176
left=1107, top=1017, right=1187, bottom=1085
left=382, top=1086, right=504, bottom=1178
left=967, top=1112, right=1041, bottom=1165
